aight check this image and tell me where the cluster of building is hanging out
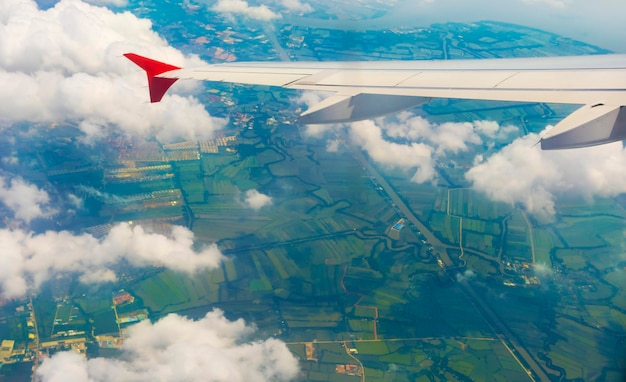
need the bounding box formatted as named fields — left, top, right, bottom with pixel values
left=503, top=260, right=541, bottom=287
left=0, top=340, right=20, bottom=365
left=335, top=363, right=362, bottom=376
left=388, top=218, right=406, bottom=240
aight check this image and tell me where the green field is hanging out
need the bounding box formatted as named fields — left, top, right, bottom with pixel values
left=67, top=98, right=626, bottom=381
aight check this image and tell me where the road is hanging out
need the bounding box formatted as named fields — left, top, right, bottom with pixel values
left=263, top=25, right=291, bottom=62
left=287, top=336, right=496, bottom=345
left=29, top=296, right=40, bottom=382
left=351, top=149, right=457, bottom=267
left=352, top=149, right=551, bottom=382
left=458, top=279, right=549, bottom=381
left=520, top=209, right=537, bottom=263
left=343, top=341, right=365, bottom=382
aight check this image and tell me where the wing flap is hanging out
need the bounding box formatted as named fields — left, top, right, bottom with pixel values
left=299, top=93, right=429, bottom=124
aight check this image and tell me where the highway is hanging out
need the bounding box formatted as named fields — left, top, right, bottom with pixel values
left=352, top=149, right=551, bottom=382
left=29, top=296, right=40, bottom=382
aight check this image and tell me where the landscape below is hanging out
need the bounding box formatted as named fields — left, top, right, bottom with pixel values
left=0, top=3, right=624, bottom=381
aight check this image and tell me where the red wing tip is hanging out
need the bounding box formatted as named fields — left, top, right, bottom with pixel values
left=123, top=53, right=182, bottom=77
left=124, top=53, right=182, bottom=102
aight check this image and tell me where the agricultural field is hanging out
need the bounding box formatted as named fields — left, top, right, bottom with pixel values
left=9, top=90, right=620, bottom=381
left=81, top=110, right=623, bottom=380
left=290, top=338, right=527, bottom=382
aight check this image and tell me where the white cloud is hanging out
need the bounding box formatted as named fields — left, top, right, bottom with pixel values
left=532, top=262, right=554, bottom=277
left=67, top=193, right=84, bottom=210
left=82, top=0, right=127, bottom=6
left=340, top=115, right=514, bottom=184
left=473, top=120, right=518, bottom=142
left=466, top=130, right=626, bottom=218
left=296, top=91, right=331, bottom=110
left=295, top=91, right=516, bottom=183
left=242, top=189, right=273, bottom=210
left=1, top=156, right=19, bottom=165
left=0, top=223, right=224, bottom=298
left=326, top=139, right=340, bottom=152
left=348, top=120, right=436, bottom=183
left=212, top=0, right=280, bottom=21
left=37, top=309, right=299, bottom=382
left=75, top=185, right=131, bottom=205
left=386, top=114, right=482, bottom=155
left=0, top=175, right=55, bottom=223
left=295, top=92, right=343, bottom=138
left=456, top=269, right=476, bottom=282
left=0, top=0, right=225, bottom=142
left=384, top=113, right=518, bottom=154
left=281, top=0, right=313, bottom=13
left=303, top=124, right=335, bottom=138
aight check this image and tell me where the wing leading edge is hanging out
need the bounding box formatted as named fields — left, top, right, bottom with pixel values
left=124, top=52, right=626, bottom=150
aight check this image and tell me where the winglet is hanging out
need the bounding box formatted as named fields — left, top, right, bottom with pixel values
left=124, top=53, right=182, bottom=103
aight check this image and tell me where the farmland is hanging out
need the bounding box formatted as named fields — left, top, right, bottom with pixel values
left=17, top=90, right=623, bottom=381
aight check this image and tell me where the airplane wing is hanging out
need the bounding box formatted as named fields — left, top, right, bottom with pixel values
left=124, top=53, right=626, bottom=150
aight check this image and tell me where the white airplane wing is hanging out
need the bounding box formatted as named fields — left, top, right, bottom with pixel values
left=124, top=53, right=626, bottom=150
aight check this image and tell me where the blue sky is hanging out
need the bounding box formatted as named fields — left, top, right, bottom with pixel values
left=388, top=0, right=626, bottom=52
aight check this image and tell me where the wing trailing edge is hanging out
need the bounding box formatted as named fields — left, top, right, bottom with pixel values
left=299, top=94, right=430, bottom=124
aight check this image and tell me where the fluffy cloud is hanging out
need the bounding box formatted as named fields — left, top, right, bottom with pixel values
left=384, top=113, right=518, bottom=153
left=348, top=120, right=436, bottom=183
left=0, top=0, right=225, bottom=142
left=37, top=309, right=299, bottom=382
left=303, top=122, right=336, bottom=138
left=456, top=269, right=476, bottom=282
left=532, top=262, right=554, bottom=277
left=296, top=94, right=517, bottom=183
left=326, top=139, right=340, bottom=152
left=0, top=176, right=56, bottom=223
left=300, top=113, right=513, bottom=184
left=386, top=114, right=479, bottom=154
left=297, top=96, right=436, bottom=182
left=82, top=0, right=127, bottom=6
left=281, top=0, right=313, bottom=13
left=242, top=189, right=273, bottom=210
left=212, top=0, right=280, bottom=21
left=466, top=130, right=626, bottom=218
left=0, top=223, right=224, bottom=298
left=296, top=91, right=330, bottom=110
left=298, top=92, right=626, bottom=219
